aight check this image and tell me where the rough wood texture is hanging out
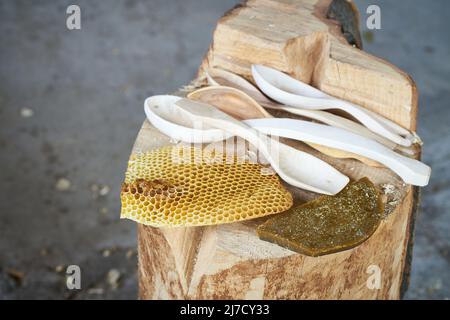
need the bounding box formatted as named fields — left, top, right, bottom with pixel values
left=200, top=0, right=417, bottom=130
left=135, top=0, right=420, bottom=299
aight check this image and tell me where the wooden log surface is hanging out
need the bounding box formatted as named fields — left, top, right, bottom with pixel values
left=134, top=0, right=421, bottom=299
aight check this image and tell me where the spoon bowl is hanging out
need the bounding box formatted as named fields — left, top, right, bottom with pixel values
left=251, top=64, right=415, bottom=147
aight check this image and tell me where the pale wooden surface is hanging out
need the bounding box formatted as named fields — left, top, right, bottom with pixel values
left=135, top=0, right=420, bottom=299
left=201, top=0, right=417, bottom=130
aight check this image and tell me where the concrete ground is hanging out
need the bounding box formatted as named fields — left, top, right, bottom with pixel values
left=0, top=0, right=448, bottom=299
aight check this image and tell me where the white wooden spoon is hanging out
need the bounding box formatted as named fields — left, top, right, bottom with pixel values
left=189, top=86, right=393, bottom=166
left=144, top=95, right=232, bottom=143
left=206, top=67, right=411, bottom=153
left=246, top=118, right=430, bottom=187
left=251, top=64, right=414, bottom=147
left=144, top=95, right=350, bottom=195
left=187, top=86, right=430, bottom=186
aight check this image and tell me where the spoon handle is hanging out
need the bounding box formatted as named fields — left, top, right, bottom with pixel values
left=316, top=98, right=412, bottom=147
left=262, top=103, right=398, bottom=149
left=245, top=118, right=430, bottom=186
left=363, top=108, right=421, bottom=144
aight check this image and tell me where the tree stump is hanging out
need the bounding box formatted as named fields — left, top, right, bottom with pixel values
left=134, top=0, right=421, bottom=299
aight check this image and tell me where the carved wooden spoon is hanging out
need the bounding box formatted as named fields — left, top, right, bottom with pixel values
left=205, top=67, right=414, bottom=154
left=251, top=64, right=415, bottom=147
left=187, top=86, right=431, bottom=187
left=145, top=95, right=350, bottom=195
left=188, top=85, right=383, bottom=166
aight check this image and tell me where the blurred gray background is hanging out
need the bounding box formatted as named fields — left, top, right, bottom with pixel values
left=0, top=0, right=448, bottom=299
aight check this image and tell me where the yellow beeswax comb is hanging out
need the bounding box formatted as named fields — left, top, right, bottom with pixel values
left=121, top=145, right=293, bottom=227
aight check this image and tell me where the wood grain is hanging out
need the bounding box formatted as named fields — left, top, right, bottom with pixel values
left=134, top=0, right=420, bottom=299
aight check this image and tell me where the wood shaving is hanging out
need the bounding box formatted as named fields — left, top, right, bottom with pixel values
left=55, top=178, right=71, bottom=191
left=55, top=265, right=65, bottom=273
left=107, top=269, right=121, bottom=289
left=179, top=76, right=207, bottom=93
left=88, top=288, right=104, bottom=295
left=20, top=107, right=34, bottom=118
left=102, top=249, right=111, bottom=257
left=380, top=183, right=402, bottom=217
left=6, top=269, right=25, bottom=284
left=126, top=249, right=135, bottom=259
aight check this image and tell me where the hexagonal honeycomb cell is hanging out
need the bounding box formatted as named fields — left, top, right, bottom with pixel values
left=121, top=145, right=293, bottom=227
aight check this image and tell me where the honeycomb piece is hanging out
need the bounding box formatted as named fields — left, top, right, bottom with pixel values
left=257, top=178, right=383, bottom=257
left=121, top=145, right=293, bottom=227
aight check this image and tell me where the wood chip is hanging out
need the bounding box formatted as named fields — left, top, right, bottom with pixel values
left=20, top=107, right=34, bottom=118
left=55, top=178, right=71, bottom=191
left=126, top=249, right=135, bottom=259
left=106, top=269, right=121, bottom=289
left=6, top=269, right=25, bottom=284
left=55, top=265, right=65, bottom=273
left=88, top=288, right=104, bottom=295
left=98, top=185, right=110, bottom=196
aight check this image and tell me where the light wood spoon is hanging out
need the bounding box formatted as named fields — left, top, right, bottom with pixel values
left=189, top=85, right=384, bottom=166
left=252, top=64, right=415, bottom=147
left=145, top=95, right=350, bottom=195
left=205, top=67, right=415, bottom=155
left=187, top=87, right=431, bottom=187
